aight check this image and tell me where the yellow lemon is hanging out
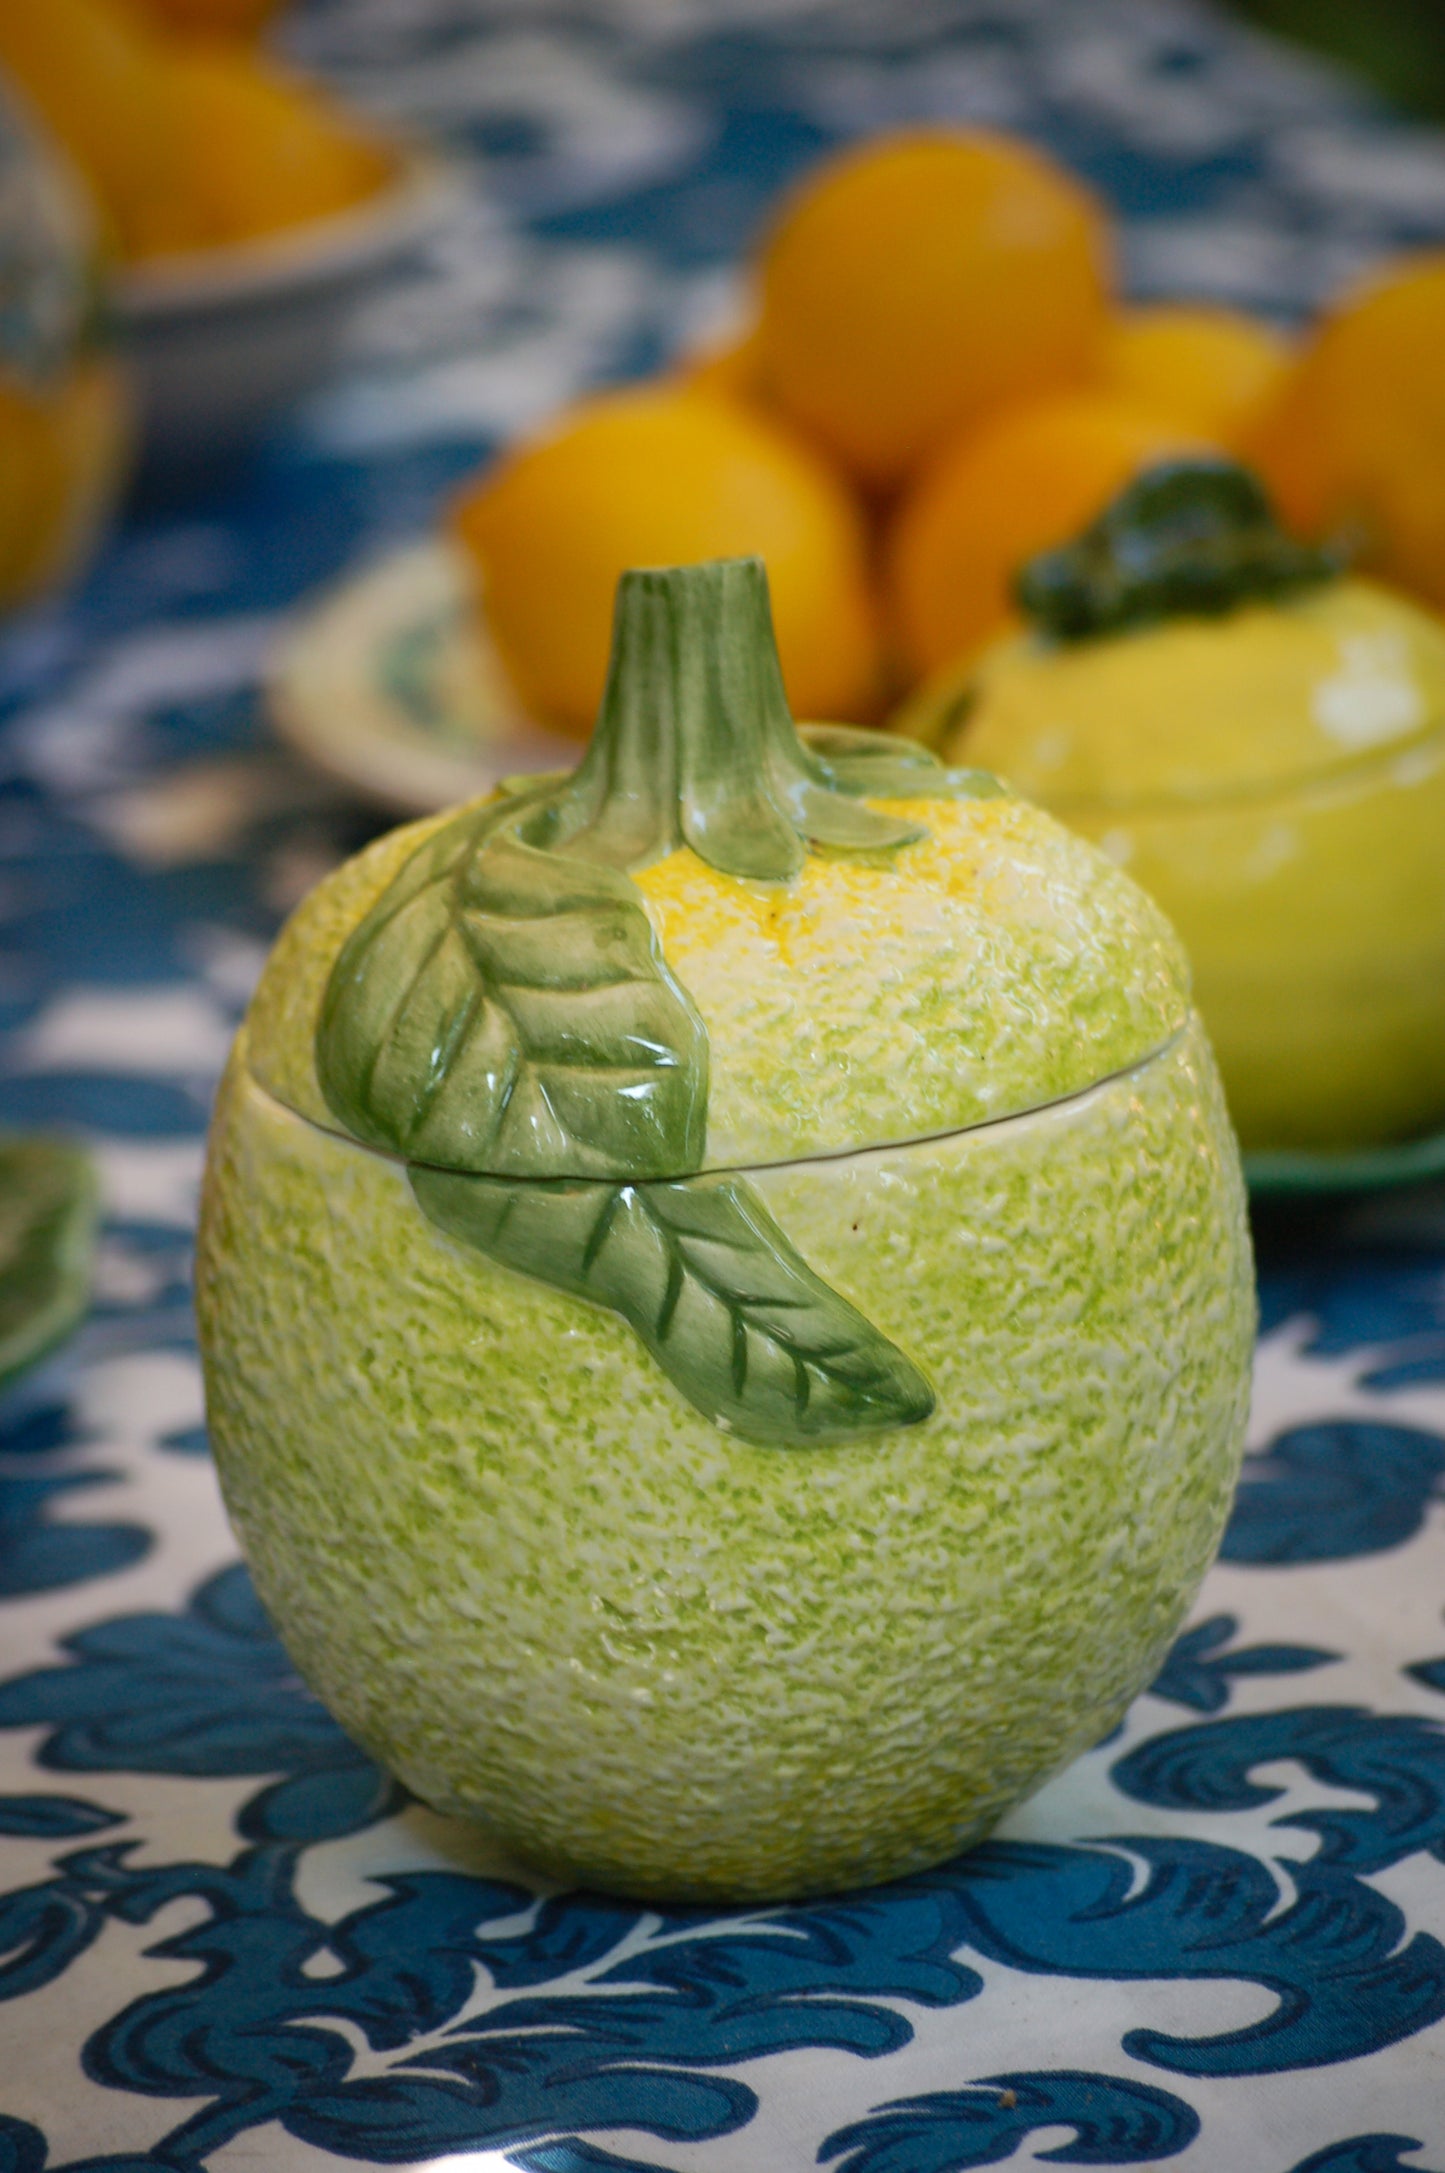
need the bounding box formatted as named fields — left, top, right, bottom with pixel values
left=1248, top=252, right=1445, bottom=611
left=127, top=0, right=283, bottom=36
left=755, top=129, right=1111, bottom=491
left=450, top=383, right=884, bottom=734
left=1101, top=305, right=1292, bottom=443
left=0, top=0, right=194, bottom=259
left=147, top=46, right=392, bottom=255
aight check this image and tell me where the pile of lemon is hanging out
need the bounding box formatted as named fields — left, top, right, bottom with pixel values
left=449, top=126, right=1445, bottom=739
left=0, top=0, right=391, bottom=265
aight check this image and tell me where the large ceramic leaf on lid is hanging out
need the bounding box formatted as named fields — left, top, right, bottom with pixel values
left=243, top=556, right=1188, bottom=1446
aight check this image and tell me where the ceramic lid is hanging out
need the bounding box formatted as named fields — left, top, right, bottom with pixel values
left=953, top=575, right=1445, bottom=811
left=245, top=557, right=1189, bottom=1176
left=930, top=457, right=1445, bottom=811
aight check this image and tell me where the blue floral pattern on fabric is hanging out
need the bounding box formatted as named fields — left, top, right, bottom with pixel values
left=0, top=1563, right=399, bottom=1842
left=1222, top=1422, right=1445, bottom=1565
left=0, top=1466, right=150, bottom=1600
left=1112, top=1706, right=1445, bottom=1868
left=0, top=1404, right=150, bottom=1599
left=4, top=1809, right=1443, bottom=2164
left=819, top=2072, right=1201, bottom=2169
left=1148, top=1614, right=1339, bottom=1709
left=1287, top=2143, right=1443, bottom=2173
left=1258, top=1253, right=1445, bottom=1390
left=2, top=1564, right=1444, bottom=2159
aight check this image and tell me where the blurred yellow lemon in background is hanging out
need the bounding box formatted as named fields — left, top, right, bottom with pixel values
left=0, top=0, right=193, bottom=259
left=678, top=325, right=765, bottom=404
left=0, top=0, right=389, bottom=263
left=155, top=46, right=392, bottom=252
left=1101, top=305, right=1292, bottom=445
left=0, top=366, right=129, bottom=607
left=887, top=390, right=1202, bottom=678
left=1247, top=253, right=1445, bottom=611
left=754, top=129, right=1111, bottom=493
left=127, top=0, right=283, bottom=36
left=451, top=384, right=883, bottom=735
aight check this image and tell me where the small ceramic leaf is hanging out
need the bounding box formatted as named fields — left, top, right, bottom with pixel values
left=411, top=1166, right=935, bottom=1448
left=317, top=797, right=709, bottom=1178
left=0, top=1135, right=98, bottom=1387
left=797, top=724, right=1005, bottom=805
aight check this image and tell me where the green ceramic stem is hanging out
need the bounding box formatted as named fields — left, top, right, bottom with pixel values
left=1017, top=457, right=1340, bottom=643
left=527, top=556, right=934, bottom=880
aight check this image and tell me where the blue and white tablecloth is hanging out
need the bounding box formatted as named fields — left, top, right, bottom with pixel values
left=5, top=4, right=1445, bottom=2167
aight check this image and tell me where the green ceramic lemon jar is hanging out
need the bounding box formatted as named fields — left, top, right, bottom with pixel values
left=906, top=459, right=1445, bottom=1154
left=197, top=557, right=1254, bottom=1902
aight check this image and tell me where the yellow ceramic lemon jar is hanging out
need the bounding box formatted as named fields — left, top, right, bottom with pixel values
left=909, top=459, right=1445, bottom=1154
left=197, top=558, right=1253, bottom=1902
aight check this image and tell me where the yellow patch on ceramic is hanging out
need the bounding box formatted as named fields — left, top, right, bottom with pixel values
left=631, top=792, right=1188, bottom=1164
left=246, top=789, right=1189, bottom=1170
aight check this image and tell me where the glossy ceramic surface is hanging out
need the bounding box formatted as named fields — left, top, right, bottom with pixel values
left=1067, top=734, right=1445, bottom=1152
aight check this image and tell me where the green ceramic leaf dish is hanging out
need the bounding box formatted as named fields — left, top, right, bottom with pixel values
left=0, top=1134, right=98, bottom=1386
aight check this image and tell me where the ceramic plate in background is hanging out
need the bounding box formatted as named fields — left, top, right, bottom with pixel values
left=267, top=537, right=580, bottom=815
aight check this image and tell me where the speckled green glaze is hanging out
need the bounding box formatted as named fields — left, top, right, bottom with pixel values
left=197, top=1013, right=1252, bottom=1903
left=245, top=790, right=1191, bottom=1171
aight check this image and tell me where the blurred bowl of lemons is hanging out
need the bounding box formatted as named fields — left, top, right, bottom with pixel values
left=0, top=0, right=457, bottom=472
left=270, top=128, right=1112, bottom=802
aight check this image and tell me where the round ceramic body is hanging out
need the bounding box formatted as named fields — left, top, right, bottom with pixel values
left=197, top=1012, right=1252, bottom=1903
